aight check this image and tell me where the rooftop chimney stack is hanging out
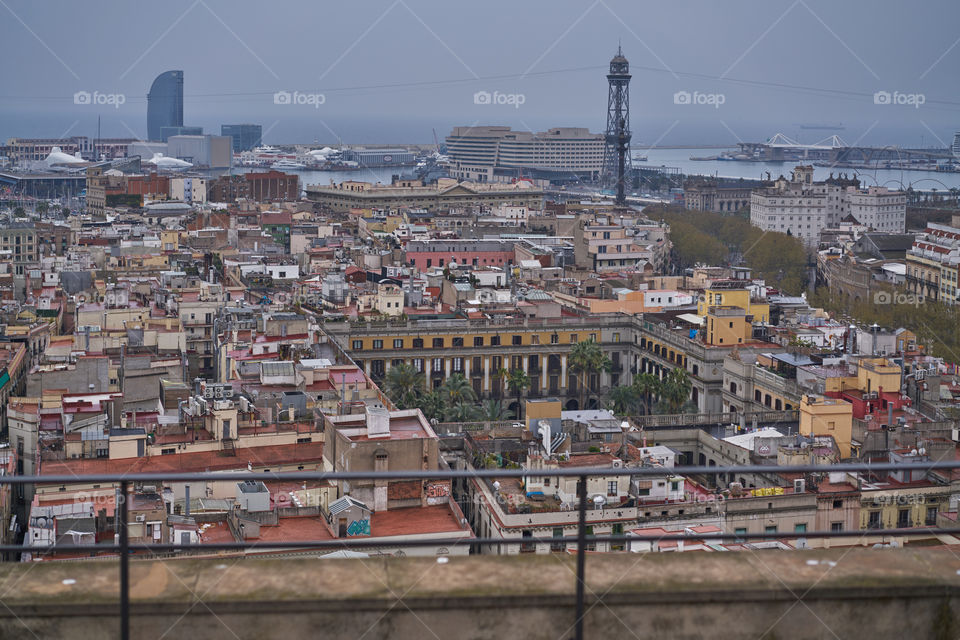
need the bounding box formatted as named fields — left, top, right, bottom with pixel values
left=366, top=406, right=391, bottom=439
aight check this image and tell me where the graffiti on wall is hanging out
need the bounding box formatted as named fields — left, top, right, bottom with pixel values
left=425, top=481, right=451, bottom=505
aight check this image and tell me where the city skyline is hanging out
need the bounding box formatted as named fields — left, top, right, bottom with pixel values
left=1, top=0, right=959, bottom=146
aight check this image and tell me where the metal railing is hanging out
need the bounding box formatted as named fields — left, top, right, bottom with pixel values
left=630, top=409, right=798, bottom=428
left=9, top=459, right=960, bottom=640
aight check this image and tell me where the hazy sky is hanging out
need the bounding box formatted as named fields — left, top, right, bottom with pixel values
left=2, top=0, right=959, bottom=146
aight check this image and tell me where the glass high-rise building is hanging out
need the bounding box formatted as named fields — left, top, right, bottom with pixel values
left=221, top=124, right=263, bottom=153
left=147, top=70, right=184, bottom=142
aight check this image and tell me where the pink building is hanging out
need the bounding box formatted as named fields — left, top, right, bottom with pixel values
left=405, top=239, right=515, bottom=271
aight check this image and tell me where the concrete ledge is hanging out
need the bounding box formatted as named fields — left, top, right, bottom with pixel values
left=2, top=549, right=960, bottom=639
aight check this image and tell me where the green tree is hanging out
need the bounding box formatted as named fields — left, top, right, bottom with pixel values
left=419, top=390, right=447, bottom=423
left=661, top=368, right=693, bottom=414
left=36, top=201, right=49, bottom=217
left=440, top=373, right=477, bottom=406
left=649, top=205, right=811, bottom=295
left=382, top=362, right=424, bottom=410
left=631, top=373, right=662, bottom=416
left=12, top=207, right=25, bottom=218
left=479, top=398, right=509, bottom=422
left=606, top=385, right=640, bottom=415
left=444, top=400, right=482, bottom=423
left=506, top=368, right=530, bottom=419
left=568, top=339, right=613, bottom=411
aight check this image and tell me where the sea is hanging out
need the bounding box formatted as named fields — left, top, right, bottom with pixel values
left=234, top=148, right=960, bottom=193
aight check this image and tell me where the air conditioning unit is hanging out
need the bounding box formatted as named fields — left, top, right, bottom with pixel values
left=135, top=515, right=146, bottom=523
left=611, top=459, right=622, bottom=468
left=203, top=387, right=215, bottom=399
left=794, top=479, right=806, bottom=494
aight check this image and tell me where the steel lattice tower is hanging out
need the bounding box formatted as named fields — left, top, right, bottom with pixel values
left=601, top=46, right=632, bottom=206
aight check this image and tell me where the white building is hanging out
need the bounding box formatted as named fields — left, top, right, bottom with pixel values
left=844, top=186, right=906, bottom=233
left=493, top=204, right=531, bottom=224
left=169, top=177, right=208, bottom=204
left=445, top=126, right=604, bottom=182
left=750, top=166, right=905, bottom=245
left=750, top=166, right=843, bottom=245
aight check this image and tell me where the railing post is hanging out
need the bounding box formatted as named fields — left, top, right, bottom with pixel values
left=574, top=474, right=588, bottom=640
left=119, top=479, right=130, bottom=640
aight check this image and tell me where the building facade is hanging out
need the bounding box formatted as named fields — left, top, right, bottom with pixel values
left=684, top=178, right=767, bottom=213
left=306, top=179, right=543, bottom=213
left=751, top=167, right=903, bottom=245
left=221, top=124, right=263, bottom=153
left=905, top=222, right=960, bottom=304
left=445, top=126, right=604, bottom=182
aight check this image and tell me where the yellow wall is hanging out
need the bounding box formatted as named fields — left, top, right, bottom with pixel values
left=860, top=487, right=950, bottom=530
left=526, top=399, right=561, bottom=422
left=800, top=396, right=854, bottom=458
left=856, top=358, right=901, bottom=394
left=697, top=287, right=769, bottom=323
left=705, top=309, right=750, bottom=346
left=350, top=328, right=606, bottom=351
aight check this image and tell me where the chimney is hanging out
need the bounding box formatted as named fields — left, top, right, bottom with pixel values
left=365, top=406, right=391, bottom=438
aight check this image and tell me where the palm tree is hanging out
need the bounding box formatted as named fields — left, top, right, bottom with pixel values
left=632, top=373, right=662, bottom=416
left=661, top=368, right=693, bottom=414
left=444, top=400, right=482, bottom=423
left=382, top=362, right=424, bottom=410
left=606, top=385, right=640, bottom=416
left=506, top=368, right=530, bottom=420
left=419, top=390, right=447, bottom=423
left=478, top=398, right=509, bottom=422
left=440, top=373, right=477, bottom=406
left=568, top=339, right=612, bottom=411
left=36, top=201, right=49, bottom=217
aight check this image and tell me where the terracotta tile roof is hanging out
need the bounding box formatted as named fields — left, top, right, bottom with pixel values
left=39, top=442, right=326, bottom=478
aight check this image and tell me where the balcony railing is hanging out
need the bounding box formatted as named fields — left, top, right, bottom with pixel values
left=630, top=409, right=798, bottom=428
left=8, top=459, right=960, bottom=640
